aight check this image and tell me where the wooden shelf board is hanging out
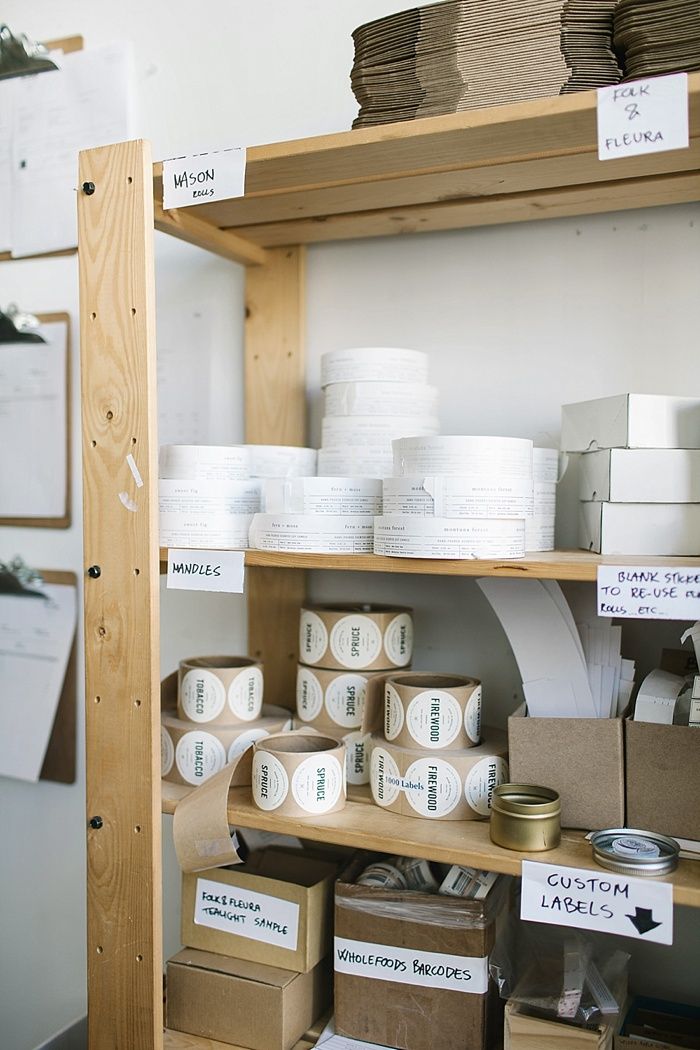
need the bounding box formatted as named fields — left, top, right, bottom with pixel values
left=161, top=782, right=700, bottom=908
left=153, top=74, right=700, bottom=252
left=159, top=547, right=700, bottom=582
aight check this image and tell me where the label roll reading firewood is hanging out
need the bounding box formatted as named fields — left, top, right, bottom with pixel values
left=299, top=603, right=413, bottom=671
left=252, top=731, right=347, bottom=816
left=384, top=673, right=482, bottom=750
left=178, top=656, right=264, bottom=725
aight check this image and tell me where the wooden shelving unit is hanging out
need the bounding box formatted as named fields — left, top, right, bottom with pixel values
left=78, top=80, right=700, bottom=1050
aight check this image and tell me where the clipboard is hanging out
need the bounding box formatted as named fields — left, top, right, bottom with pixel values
left=0, top=311, right=71, bottom=528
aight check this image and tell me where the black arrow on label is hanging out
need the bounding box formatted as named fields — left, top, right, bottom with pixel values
left=626, top=907, right=662, bottom=935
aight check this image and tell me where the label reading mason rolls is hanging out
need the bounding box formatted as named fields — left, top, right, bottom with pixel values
left=334, top=936, right=488, bottom=994
left=194, top=875, right=300, bottom=950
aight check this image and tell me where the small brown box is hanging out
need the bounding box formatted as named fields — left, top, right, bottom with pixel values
left=166, top=948, right=330, bottom=1050
left=181, top=848, right=338, bottom=973
left=508, top=706, right=624, bottom=830
left=625, top=720, right=700, bottom=840
left=505, top=1001, right=614, bottom=1049
left=334, top=855, right=503, bottom=1050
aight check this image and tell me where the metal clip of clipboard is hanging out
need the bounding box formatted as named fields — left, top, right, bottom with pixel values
left=0, top=304, right=47, bottom=344
left=0, top=556, right=45, bottom=597
left=0, top=24, right=58, bottom=80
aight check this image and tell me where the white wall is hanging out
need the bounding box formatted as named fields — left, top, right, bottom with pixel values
left=1, top=2, right=698, bottom=1046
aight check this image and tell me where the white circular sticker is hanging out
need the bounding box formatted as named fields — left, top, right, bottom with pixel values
left=384, top=684, right=405, bottom=740
left=370, top=746, right=401, bottom=807
left=612, top=835, right=661, bottom=859
left=291, top=754, right=344, bottom=814
left=228, top=666, right=264, bottom=721
left=175, top=731, right=226, bottom=785
left=228, top=728, right=269, bottom=762
left=296, top=666, right=324, bottom=721
left=343, top=730, right=372, bottom=785
left=406, top=690, right=462, bottom=749
left=180, top=668, right=226, bottom=723
left=325, top=673, right=366, bottom=728
left=299, top=610, right=328, bottom=664
left=404, top=757, right=462, bottom=818
left=464, top=685, right=482, bottom=744
left=465, top=756, right=508, bottom=816
left=329, top=614, right=383, bottom=669
left=161, top=727, right=174, bottom=776
left=384, top=613, right=413, bottom=666
left=252, top=751, right=289, bottom=810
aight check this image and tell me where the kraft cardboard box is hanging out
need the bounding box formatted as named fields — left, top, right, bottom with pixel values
left=508, top=705, right=624, bottom=830
left=334, top=854, right=504, bottom=1050
left=181, top=848, right=338, bottom=972
left=505, top=1001, right=614, bottom=1050
left=615, top=995, right=700, bottom=1050
left=166, top=948, right=330, bottom=1050
left=625, top=719, right=700, bottom=840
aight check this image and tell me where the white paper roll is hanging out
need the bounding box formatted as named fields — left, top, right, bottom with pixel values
left=321, top=347, right=429, bottom=387
left=262, top=477, right=382, bottom=516
left=322, top=415, right=439, bottom=448
left=525, top=481, right=556, bottom=551
left=159, top=444, right=250, bottom=481
left=382, top=475, right=533, bottom=519
left=324, top=381, right=438, bottom=418
left=392, top=436, right=533, bottom=478
left=533, top=447, right=559, bottom=483
left=246, top=444, right=317, bottom=478
left=249, top=513, right=375, bottom=553
left=374, top=515, right=525, bottom=559
left=159, top=478, right=261, bottom=548
left=317, top=447, right=394, bottom=478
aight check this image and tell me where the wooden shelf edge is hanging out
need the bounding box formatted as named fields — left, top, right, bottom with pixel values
left=154, top=198, right=266, bottom=266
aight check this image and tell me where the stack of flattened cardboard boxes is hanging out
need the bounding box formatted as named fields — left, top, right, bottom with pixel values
left=166, top=848, right=336, bottom=1050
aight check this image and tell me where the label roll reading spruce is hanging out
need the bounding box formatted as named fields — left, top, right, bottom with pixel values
left=369, top=731, right=508, bottom=821
left=296, top=664, right=380, bottom=729
left=252, top=731, right=346, bottom=816
left=384, top=672, right=482, bottom=750
left=299, top=603, right=413, bottom=671
left=161, top=708, right=292, bottom=787
left=178, top=656, right=264, bottom=725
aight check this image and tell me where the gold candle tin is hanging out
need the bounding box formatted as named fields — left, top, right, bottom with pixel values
left=489, top=783, right=561, bottom=852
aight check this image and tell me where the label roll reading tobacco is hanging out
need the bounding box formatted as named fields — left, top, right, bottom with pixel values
left=384, top=672, right=482, bottom=750
left=178, top=656, right=264, bottom=726
left=299, top=603, right=414, bottom=671
left=252, top=731, right=347, bottom=817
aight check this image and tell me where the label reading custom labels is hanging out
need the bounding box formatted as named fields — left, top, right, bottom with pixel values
left=597, top=565, right=700, bottom=619
left=162, top=147, right=246, bottom=209
left=521, top=861, right=673, bottom=946
left=167, top=549, right=245, bottom=594
left=194, top=876, right=300, bottom=950
left=597, top=73, right=688, bottom=160
left=334, top=937, right=488, bottom=994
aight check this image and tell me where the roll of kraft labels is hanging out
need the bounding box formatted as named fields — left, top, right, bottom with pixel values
left=324, top=380, right=438, bottom=418
left=321, top=414, right=439, bottom=447
left=392, top=436, right=533, bottom=478
left=317, top=446, right=394, bottom=479
left=161, top=709, right=293, bottom=787
left=159, top=444, right=251, bottom=481
left=249, top=513, right=374, bottom=553
left=290, top=716, right=372, bottom=787
left=369, top=731, right=509, bottom=821
left=246, top=444, right=317, bottom=478
left=178, top=656, right=264, bottom=725
left=374, top=515, right=525, bottom=559
left=321, top=347, right=429, bottom=387
left=533, top=447, right=560, bottom=484
left=382, top=475, right=533, bottom=519
left=296, top=663, right=381, bottom=728
left=262, top=477, right=382, bottom=516
left=300, top=603, right=413, bottom=671
left=252, top=732, right=347, bottom=816
left=384, top=673, right=482, bottom=750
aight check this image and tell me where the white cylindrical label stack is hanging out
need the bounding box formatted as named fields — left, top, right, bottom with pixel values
left=526, top=447, right=559, bottom=552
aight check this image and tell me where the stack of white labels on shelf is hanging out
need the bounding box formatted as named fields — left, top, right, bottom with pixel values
left=526, top=447, right=559, bottom=552
left=376, top=435, right=534, bottom=559
left=318, top=347, right=439, bottom=478
left=159, top=443, right=316, bottom=549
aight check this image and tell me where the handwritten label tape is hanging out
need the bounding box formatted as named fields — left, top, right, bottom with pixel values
left=334, top=936, right=488, bottom=994
left=317, top=446, right=394, bottom=479
left=194, top=874, right=300, bottom=950
left=393, top=435, right=533, bottom=478
left=296, top=664, right=378, bottom=729
left=246, top=444, right=317, bottom=479
left=325, top=380, right=438, bottom=418
left=370, top=732, right=508, bottom=821
left=162, top=147, right=246, bottom=210
left=299, top=604, right=413, bottom=671
left=321, top=414, right=439, bottom=447
left=321, top=347, right=429, bottom=387
left=374, top=515, right=525, bottom=559
left=384, top=673, right=482, bottom=750
left=159, top=444, right=251, bottom=481
left=262, top=477, right=382, bottom=516
left=382, top=475, right=533, bottom=520
left=597, top=72, right=688, bottom=161
left=178, top=656, right=263, bottom=725
left=167, top=549, right=245, bottom=594
left=252, top=731, right=346, bottom=817
left=597, top=565, right=700, bottom=620
left=249, top=513, right=374, bottom=554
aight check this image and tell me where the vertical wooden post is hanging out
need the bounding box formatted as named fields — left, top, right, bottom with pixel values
left=245, top=247, right=307, bottom=707
left=78, top=140, right=163, bottom=1050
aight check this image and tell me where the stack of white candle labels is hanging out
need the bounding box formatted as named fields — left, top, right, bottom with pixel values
left=159, top=443, right=316, bottom=549
left=526, top=447, right=559, bottom=552
left=376, top=436, right=533, bottom=559
left=318, top=348, right=439, bottom=478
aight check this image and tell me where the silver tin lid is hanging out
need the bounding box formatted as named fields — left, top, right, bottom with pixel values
left=590, top=828, right=680, bottom=876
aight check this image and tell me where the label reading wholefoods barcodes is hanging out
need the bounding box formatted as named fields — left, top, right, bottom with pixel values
left=334, top=936, right=488, bottom=993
